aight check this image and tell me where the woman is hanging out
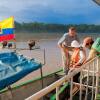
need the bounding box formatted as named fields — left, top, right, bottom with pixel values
left=69, top=40, right=86, bottom=82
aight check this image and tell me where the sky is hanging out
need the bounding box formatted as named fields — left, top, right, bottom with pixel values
left=0, top=0, right=100, bottom=24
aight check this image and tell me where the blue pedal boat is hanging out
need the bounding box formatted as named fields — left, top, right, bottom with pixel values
left=0, top=52, right=42, bottom=90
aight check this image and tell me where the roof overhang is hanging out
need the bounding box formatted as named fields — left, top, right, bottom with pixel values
left=92, top=0, right=100, bottom=5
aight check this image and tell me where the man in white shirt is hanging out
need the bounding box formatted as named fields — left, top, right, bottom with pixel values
left=58, top=27, right=80, bottom=74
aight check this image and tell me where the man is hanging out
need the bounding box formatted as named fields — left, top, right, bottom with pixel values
left=28, top=40, right=35, bottom=50
left=83, top=37, right=100, bottom=63
left=58, top=27, right=80, bottom=74
left=2, top=41, right=8, bottom=48
left=8, top=38, right=16, bottom=49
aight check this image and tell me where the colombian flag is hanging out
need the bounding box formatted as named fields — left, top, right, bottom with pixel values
left=0, top=16, right=15, bottom=41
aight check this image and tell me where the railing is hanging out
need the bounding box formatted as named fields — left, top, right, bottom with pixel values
left=25, top=56, right=100, bottom=100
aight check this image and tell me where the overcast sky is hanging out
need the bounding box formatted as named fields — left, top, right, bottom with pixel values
left=0, top=0, right=100, bottom=24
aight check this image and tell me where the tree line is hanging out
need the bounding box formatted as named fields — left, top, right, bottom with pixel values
left=15, top=21, right=100, bottom=33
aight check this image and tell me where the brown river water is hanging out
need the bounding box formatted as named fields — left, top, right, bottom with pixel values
left=10, top=33, right=100, bottom=85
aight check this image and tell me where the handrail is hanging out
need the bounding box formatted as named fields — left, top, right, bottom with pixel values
left=25, top=56, right=100, bottom=100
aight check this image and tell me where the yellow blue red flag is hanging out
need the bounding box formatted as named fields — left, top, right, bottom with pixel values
left=0, top=16, right=15, bottom=41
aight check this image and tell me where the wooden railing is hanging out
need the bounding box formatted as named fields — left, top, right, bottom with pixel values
left=25, top=56, right=100, bottom=100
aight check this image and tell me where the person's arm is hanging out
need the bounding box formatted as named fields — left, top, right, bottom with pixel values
left=58, top=34, right=66, bottom=49
left=85, top=49, right=97, bottom=63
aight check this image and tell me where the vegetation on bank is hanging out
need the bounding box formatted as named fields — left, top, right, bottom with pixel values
left=15, top=21, right=100, bottom=33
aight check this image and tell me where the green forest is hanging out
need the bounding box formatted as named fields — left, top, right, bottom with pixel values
left=15, top=22, right=100, bottom=33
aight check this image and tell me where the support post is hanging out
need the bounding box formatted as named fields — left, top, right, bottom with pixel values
left=70, top=77, right=73, bottom=100
left=40, top=67, right=44, bottom=89
left=95, top=57, right=99, bottom=100
left=56, top=86, right=59, bottom=100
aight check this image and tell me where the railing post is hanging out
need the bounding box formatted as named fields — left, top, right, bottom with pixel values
left=56, top=86, right=59, bottom=100
left=40, top=48, right=46, bottom=89
left=40, top=67, right=44, bottom=89
left=80, top=67, right=83, bottom=100
left=43, top=48, right=46, bottom=65
left=70, top=77, right=73, bottom=100
left=85, top=63, right=90, bottom=100
left=95, top=57, right=99, bottom=100
left=91, top=59, right=95, bottom=100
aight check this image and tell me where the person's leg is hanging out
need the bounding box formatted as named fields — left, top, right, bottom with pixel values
left=28, top=44, right=33, bottom=50
left=61, top=48, right=69, bottom=74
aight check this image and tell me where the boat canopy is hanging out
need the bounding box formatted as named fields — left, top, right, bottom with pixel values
left=0, top=52, right=42, bottom=90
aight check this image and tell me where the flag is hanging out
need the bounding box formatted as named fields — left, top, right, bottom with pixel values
left=0, top=22, right=2, bottom=34
left=0, top=16, right=15, bottom=41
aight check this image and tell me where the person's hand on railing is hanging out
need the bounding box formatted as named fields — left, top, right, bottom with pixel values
left=68, top=64, right=81, bottom=74
left=73, top=64, right=81, bottom=68
left=68, top=67, right=76, bottom=74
